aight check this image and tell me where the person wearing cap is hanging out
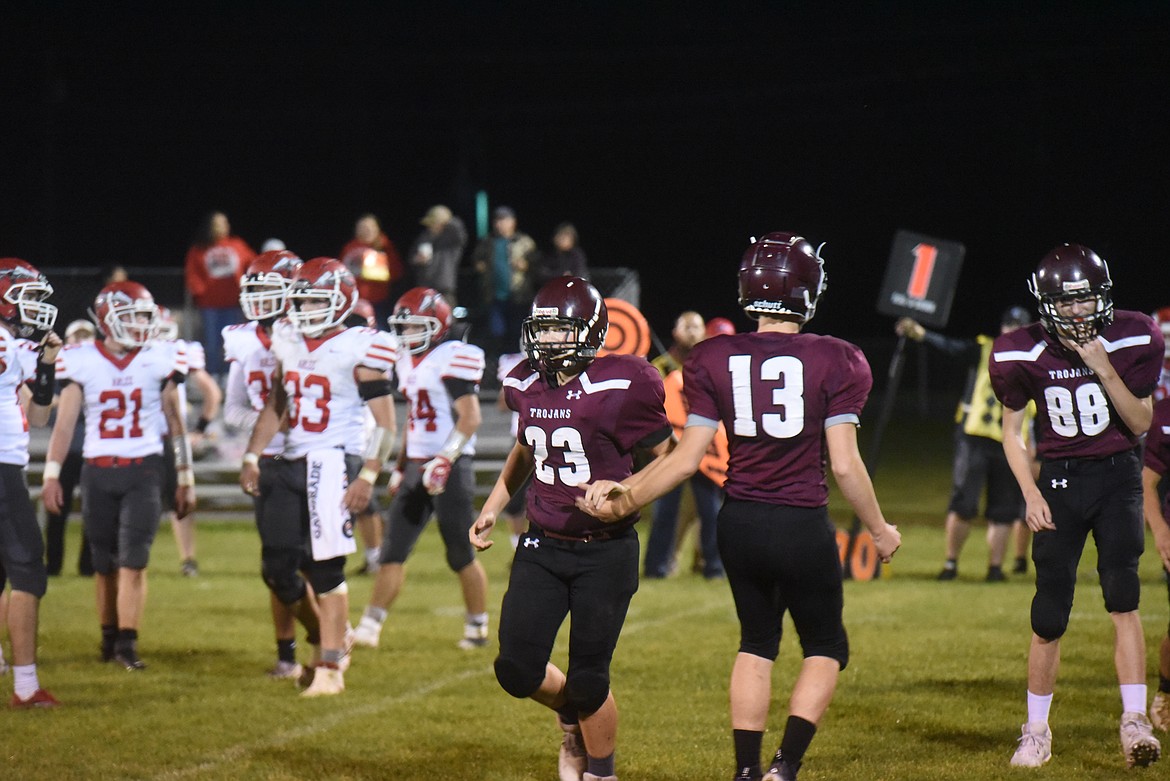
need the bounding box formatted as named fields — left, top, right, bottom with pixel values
left=409, top=205, right=468, bottom=305
left=472, top=205, right=537, bottom=357
left=43, top=320, right=98, bottom=577
left=896, top=306, right=1036, bottom=582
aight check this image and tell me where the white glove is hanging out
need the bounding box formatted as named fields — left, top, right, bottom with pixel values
left=421, top=456, right=452, bottom=496
left=387, top=467, right=404, bottom=497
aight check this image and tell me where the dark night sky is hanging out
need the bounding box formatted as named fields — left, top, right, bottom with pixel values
left=2, top=2, right=1168, bottom=341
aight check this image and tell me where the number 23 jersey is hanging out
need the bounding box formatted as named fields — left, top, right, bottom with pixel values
left=683, top=330, right=872, bottom=508
left=56, top=340, right=187, bottom=459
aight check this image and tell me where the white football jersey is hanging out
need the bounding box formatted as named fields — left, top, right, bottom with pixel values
left=271, top=323, right=399, bottom=458
left=396, top=340, right=484, bottom=459
left=158, top=338, right=206, bottom=435
left=0, top=328, right=41, bottom=466
left=226, top=322, right=287, bottom=456
left=56, top=340, right=187, bottom=459
left=497, top=352, right=526, bottom=439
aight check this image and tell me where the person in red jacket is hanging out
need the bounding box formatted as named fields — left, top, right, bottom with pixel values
left=340, top=213, right=405, bottom=324
left=184, top=211, right=255, bottom=377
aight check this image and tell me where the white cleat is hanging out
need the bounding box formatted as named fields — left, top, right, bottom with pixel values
left=1151, top=692, right=1170, bottom=732
left=457, top=620, right=489, bottom=650
left=558, top=719, right=587, bottom=781
left=267, top=660, right=303, bottom=680
left=300, top=666, right=344, bottom=697
left=1009, top=721, right=1052, bottom=767
left=1120, top=711, right=1161, bottom=768
left=352, top=617, right=382, bottom=649
left=582, top=774, right=617, bottom=781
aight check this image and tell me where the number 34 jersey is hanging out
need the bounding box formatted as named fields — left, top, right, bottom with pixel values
left=396, top=340, right=485, bottom=460
left=56, top=340, right=188, bottom=459
left=990, top=311, right=1163, bottom=460
left=504, top=353, right=669, bottom=537
left=270, top=324, right=399, bottom=459
left=683, top=330, right=872, bottom=508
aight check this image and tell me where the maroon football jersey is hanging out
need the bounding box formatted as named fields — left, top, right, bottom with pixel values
left=682, top=330, right=872, bottom=507
left=990, top=310, right=1164, bottom=460
left=503, top=353, right=669, bottom=537
left=1144, top=397, right=1170, bottom=520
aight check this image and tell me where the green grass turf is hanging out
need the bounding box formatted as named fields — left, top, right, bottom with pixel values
left=2, top=417, right=1167, bottom=780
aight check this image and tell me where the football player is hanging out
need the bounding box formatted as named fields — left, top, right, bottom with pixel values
left=470, top=276, right=672, bottom=781
left=0, top=257, right=61, bottom=707
left=225, top=249, right=327, bottom=681
left=577, top=234, right=901, bottom=781
left=155, top=306, right=222, bottom=577
left=991, top=244, right=1163, bottom=768
left=239, top=258, right=399, bottom=697
left=345, top=298, right=387, bottom=577
left=352, top=287, right=489, bottom=651
left=44, top=280, right=193, bottom=671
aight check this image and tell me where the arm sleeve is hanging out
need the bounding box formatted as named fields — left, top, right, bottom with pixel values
left=921, top=331, right=981, bottom=363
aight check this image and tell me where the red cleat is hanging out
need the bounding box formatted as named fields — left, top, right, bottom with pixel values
left=10, top=688, right=60, bottom=709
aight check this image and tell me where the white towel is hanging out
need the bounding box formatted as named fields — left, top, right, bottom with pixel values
left=306, top=448, right=356, bottom=561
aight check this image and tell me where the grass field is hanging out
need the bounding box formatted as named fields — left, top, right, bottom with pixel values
left=2, top=417, right=1168, bottom=780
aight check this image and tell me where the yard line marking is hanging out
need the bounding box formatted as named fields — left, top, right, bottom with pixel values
left=155, top=597, right=728, bottom=779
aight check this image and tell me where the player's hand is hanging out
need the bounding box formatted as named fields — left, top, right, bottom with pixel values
left=240, top=462, right=260, bottom=496
left=175, top=486, right=196, bottom=518
left=470, top=511, right=496, bottom=550
left=1024, top=492, right=1055, bottom=532
left=386, top=466, right=404, bottom=497
left=1066, top=336, right=1113, bottom=377
left=38, top=330, right=63, bottom=362
left=421, top=456, right=452, bottom=496
left=894, top=317, right=925, bottom=342
left=42, top=477, right=64, bottom=515
left=872, top=522, right=901, bottom=563
left=344, top=479, right=372, bottom=513
left=580, top=479, right=627, bottom=509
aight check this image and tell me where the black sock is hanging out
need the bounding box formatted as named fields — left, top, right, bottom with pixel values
left=277, top=638, right=297, bottom=664
left=556, top=705, right=579, bottom=726
left=586, top=751, right=615, bottom=778
left=1160, top=675, right=1170, bottom=694
left=101, top=624, right=117, bottom=654
left=779, top=715, right=817, bottom=769
left=733, top=729, right=763, bottom=778
left=115, top=628, right=138, bottom=652
left=305, top=629, right=320, bottom=647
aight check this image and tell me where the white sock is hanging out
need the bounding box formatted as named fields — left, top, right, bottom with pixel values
left=1027, top=691, right=1053, bottom=725
left=13, top=664, right=39, bottom=700
left=466, top=612, right=488, bottom=627
left=1121, top=684, right=1148, bottom=715
left=363, top=606, right=387, bottom=626
left=365, top=547, right=380, bottom=568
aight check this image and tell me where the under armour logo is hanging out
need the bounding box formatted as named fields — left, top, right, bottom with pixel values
left=523, top=537, right=539, bottom=548
left=1051, top=478, right=1068, bottom=489
left=566, top=390, right=582, bottom=400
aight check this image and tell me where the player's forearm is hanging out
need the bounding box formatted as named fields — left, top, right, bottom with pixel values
left=246, top=405, right=281, bottom=455
left=831, top=455, right=889, bottom=535
left=625, top=433, right=705, bottom=511
left=1099, top=374, right=1153, bottom=434
left=1002, top=422, right=1041, bottom=501
left=1142, top=468, right=1167, bottom=533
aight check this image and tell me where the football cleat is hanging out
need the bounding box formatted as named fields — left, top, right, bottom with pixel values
left=352, top=617, right=382, bottom=649
left=762, top=750, right=797, bottom=781
left=300, top=665, right=344, bottom=697
left=267, top=660, right=303, bottom=681
left=10, top=688, right=60, bottom=709
left=558, top=718, right=587, bottom=781
left=1009, top=721, right=1052, bottom=767
left=457, top=621, right=489, bottom=650
left=1120, top=711, right=1161, bottom=768
left=582, top=774, right=617, bottom=781
left=180, top=558, right=199, bottom=578
left=114, top=648, right=147, bottom=671
left=1151, top=692, right=1170, bottom=732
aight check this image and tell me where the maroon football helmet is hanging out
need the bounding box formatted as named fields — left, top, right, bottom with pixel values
left=1028, top=243, right=1113, bottom=343
left=239, top=250, right=303, bottom=321
left=0, top=257, right=57, bottom=339
left=389, top=287, right=452, bottom=355
left=737, top=232, right=827, bottom=323
left=523, top=276, right=608, bottom=376
left=92, top=281, right=159, bottom=348
left=286, top=257, right=357, bottom=337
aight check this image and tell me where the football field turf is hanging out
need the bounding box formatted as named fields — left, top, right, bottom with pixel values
left=3, top=419, right=1167, bottom=780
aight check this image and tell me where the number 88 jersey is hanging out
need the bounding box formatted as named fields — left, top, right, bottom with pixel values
left=683, top=330, right=872, bottom=508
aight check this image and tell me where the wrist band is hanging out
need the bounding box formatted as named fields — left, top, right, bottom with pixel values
left=177, top=469, right=195, bottom=487
left=242, top=452, right=260, bottom=467
left=195, top=416, right=212, bottom=434
left=358, top=467, right=380, bottom=485
left=43, top=460, right=62, bottom=481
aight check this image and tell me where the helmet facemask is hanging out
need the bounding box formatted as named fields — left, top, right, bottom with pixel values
left=4, top=278, right=58, bottom=339
left=389, top=313, right=443, bottom=355
left=522, top=315, right=599, bottom=376
left=103, top=298, right=159, bottom=348
left=239, top=273, right=293, bottom=322
left=286, top=287, right=354, bottom=337
left=1029, top=275, right=1114, bottom=345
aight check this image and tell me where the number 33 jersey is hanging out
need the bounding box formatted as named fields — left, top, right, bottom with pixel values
left=683, top=330, right=872, bottom=508
left=56, top=340, right=187, bottom=459
left=0, top=329, right=40, bottom=466
left=504, top=353, right=669, bottom=537
left=990, top=311, right=1163, bottom=460
left=270, top=324, right=399, bottom=459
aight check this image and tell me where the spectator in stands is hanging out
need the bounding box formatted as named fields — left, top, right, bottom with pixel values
left=536, top=222, right=589, bottom=288
left=409, top=205, right=467, bottom=305
left=184, top=211, right=255, bottom=377
left=43, top=319, right=97, bottom=577
left=472, top=206, right=537, bottom=357
left=340, top=214, right=404, bottom=324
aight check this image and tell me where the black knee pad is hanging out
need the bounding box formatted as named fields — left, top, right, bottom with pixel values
left=304, top=556, right=346, bottom=596
left=565, top=669, right=611, bottom=716
left=800, top=630, right=849, bottom=672
left=494, top=655, right=543, bottom=699
left=1030, top=592, right=1071, bottom=641
left=261, top=547, right=306, bottom=606
left=1101, top=567, right=1141, bottom=614
left=446, top=546, right=474, bottom=574
left=4, top=557, right=47, bottom=599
